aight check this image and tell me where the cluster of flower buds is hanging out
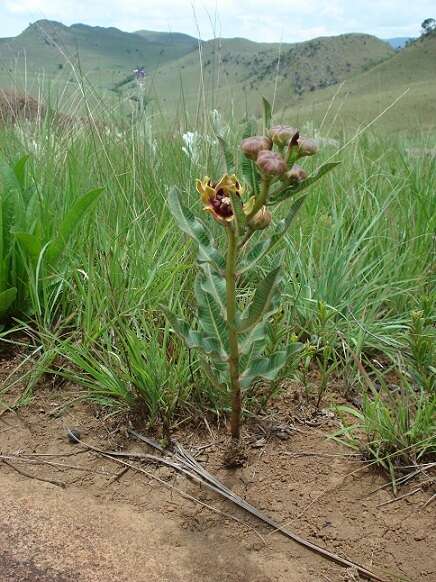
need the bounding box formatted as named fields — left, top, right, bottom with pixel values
left=197, top=123, right=318, bottom=229
left=241, top=125, right=318, bottom=182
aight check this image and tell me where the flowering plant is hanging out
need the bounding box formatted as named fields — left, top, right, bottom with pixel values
left=162, top=99, right=339, bottom=450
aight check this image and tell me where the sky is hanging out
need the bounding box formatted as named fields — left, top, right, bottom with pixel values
left=0, top=0, right=434, bottom=42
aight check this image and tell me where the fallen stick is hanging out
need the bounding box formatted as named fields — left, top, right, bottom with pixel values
left=133, top=430, right=391, bottom=582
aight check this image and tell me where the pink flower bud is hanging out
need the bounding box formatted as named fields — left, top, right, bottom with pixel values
left=269, top=125, right=298, bottom=147
left=256, top=150, right=287, bottom=176
left=284, top=164, right=308, bottom=183
left=297, top=137, right=318, bottom=157
left=240, top=136, right=272, bottom=160
left=248, top=206, right=272, bottom=230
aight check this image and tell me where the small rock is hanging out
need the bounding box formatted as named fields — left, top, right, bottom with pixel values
left=67, top=429, right=81, bottom=443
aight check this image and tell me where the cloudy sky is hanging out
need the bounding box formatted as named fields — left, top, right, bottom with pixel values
left=0, top=0, right=433, bottom=42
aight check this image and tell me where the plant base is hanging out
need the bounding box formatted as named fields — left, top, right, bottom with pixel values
left=223, top=437, right=248, bottom=468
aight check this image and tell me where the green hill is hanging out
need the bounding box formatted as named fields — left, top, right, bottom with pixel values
left=0, top=20, right=197, bottom=90
left=281, top=32, right=436, bottom=133
left=133, top=33, right=394, bottom=116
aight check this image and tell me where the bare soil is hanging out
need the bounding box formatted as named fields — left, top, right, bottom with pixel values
left=0, top=354, right=435, bottom=582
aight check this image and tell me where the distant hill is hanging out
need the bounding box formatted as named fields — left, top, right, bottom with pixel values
left=282, top=32, right=436, bottom=133
left=385, top=37, right=415, bottom=50
left=139, top=33, right=394, bottom=115
left=0, top=20, right=197, bottom=88
left=134, top=29, right=197, bottom=48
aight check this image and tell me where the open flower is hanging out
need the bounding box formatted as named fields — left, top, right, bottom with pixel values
left=269, top=125, right=298, bottom=147
left=241, top=136, right=272, bottom=160
left=196, top=174, right=243, bottom=225
left=256, top=150, right=287, bottom=176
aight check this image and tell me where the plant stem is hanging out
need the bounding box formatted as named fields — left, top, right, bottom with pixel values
left=248, top=176, right=271, bottom=219
left=225, top=226, right=241, bottom=441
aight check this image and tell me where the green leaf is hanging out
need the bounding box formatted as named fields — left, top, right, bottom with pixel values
left=0, top=287, right=17, bottom=319
left=160, top=304, right=225, bottom=360
left=241, top=156, right=261, bottom=197
left=269, top=162, right=341, bottom=205
left=240, top=350, right=288, bottom=389
left=262, top=97, right=272, bottom=133
left=239, top=267, right=281, bottom=332
left=199, top=263, right=226, bottom=318
left=47, top=187, right=104, bottom=263
left=13, top=155, right=30, bottom=190
left=15, top=232, right=42, bottom=259
left=167, top=187, right=225, bottom=271
left=195, top=274, right=229, bottom=361
left=240, top=195, right=308, bottom=273
left=217, top=136, right=235, bottom=174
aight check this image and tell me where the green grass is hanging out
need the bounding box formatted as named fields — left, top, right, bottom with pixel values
left=0, top=70, right=434, bottom=455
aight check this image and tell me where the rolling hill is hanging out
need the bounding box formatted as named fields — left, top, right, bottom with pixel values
left=136, top=33, right=394, bottom=118
left=0, top=20, right=197, bottom=90
left=1, top=20, right=433, bottom=132
left=280, top=32, right=436, bottom=133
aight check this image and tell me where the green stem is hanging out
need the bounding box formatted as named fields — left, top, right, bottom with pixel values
left=225, top=226, right=241, bottom=441
left=248, top=176, right=271, bottom=219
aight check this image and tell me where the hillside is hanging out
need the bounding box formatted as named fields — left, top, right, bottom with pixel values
left=0, top=20, right=197, bottom=90
left=139, top=33, right=394, bottom=116
left=281, top=32, right=436, bottom=133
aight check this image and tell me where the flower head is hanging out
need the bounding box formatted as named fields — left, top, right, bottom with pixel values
left=241, top=136, right=272, bottom=160
left=196, top=174, right=243, bottom=225
left=269, top=125, right=298, bottom=147
left=256, top=150, right=287, bottom=176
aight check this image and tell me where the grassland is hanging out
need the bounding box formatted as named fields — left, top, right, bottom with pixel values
left=0, top=26, right=434, bottom=473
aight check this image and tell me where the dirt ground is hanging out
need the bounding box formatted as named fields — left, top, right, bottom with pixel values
left=0, top=352, right=435, bottom=582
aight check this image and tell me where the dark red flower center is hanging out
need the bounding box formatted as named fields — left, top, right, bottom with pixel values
left=211, top=188, right=233, bottom=218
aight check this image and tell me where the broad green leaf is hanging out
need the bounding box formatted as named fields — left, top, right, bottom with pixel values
left=195, top=274, right=229, bottom=361
left=167, top=187, right=225, bottom=271
left=160, top=304, right=225, bottom=360
left=13, top=155, right=30, bottom=190
left=269, top=162, right=341, bottom=205
left=239, top=267, right=282, bottom=332
left=47, top=187, right=104, bottom=263
left=15, top=232, right=42, bottom=259
left=199, top=263, right=227, bottom=318
left=262, top=97, right=272, bottom=133
left=240, top=350, right=288, bottom=389
left=0, top=287, right=17, bottom=319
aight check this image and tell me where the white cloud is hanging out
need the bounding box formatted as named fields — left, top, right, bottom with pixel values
left=1, top=0, right=434, bottom=40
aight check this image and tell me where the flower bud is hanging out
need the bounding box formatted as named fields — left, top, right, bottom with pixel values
left=248, top=206, right=272, bottom=230
left=269, top=125, right=298, bottom=147
left=284, top=164, right=307, bottom=183
left=240, top=136, right=272, bottom=160
left=256, top=150, right=287, bottom=176
left=297, top=137, right=318, bottom=157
